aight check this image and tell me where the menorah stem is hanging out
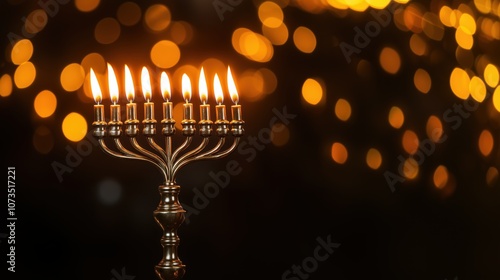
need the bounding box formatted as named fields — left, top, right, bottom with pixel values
left=154, top=184, right=186, bottom=280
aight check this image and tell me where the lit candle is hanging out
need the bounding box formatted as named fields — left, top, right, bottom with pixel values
left=213, top=73, right=226, bottom=121
left=199, top=67, right=210, bottom=121
left=107, top=63, right=121, bottom=123
left=141, top=66, right=154, bottom=120
left=227, top=66, right=241, bottom=121
left=124, top=64, right=137, bottom=121
left=182, top=73, right=193, bottom=120
left=90, top=68, right=104, bottom=123
left=161, top=71, right=173, bottom=120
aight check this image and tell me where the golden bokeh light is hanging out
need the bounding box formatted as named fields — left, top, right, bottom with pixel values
left=455, top=27, right=474, bottom=50
left=366, top=0, right=391, bottom=9
left=11, top=39, right=33, bottom=65
left=422, top=12, right=444, bottom=41
left=169, top=21, right=194, bottom=45
left=475, top=0, right=492, bottom=14
left=450, top=67, right=470, bottom=99
left=426, top=115, right=444, bottom=142
left=302, top=78, right=323, bottom=105
left=486, top=166, right=498, bottom=186
left=459, top=13, right=477, bottom=35
left=95, top=17, right=121, bottom=45
left=484, top=64, right=499, bottom=88
left=478, top=129, right=494, bottom=157
left=0, top=74, right=13, bottom=97
left=402, top=130, right=419, bottom=155
left=493, top=86, right=500, bottom=112
left=331, top=142, right=348, bottom=164
left=388, top=106, right=404, bottom=129
left=366, top=148, right=382, bottom=170
left=409, top=34, right=428, bottom=56
left=259, top=68, right=278, bottom=95
left=144, top=4, right=171, bottom=32
left=81, top=52, right=106, bottom=74
left=32, top=126, right=54, bottom=155
left=433, top=165, right=449, bottom=189
left=414, top=68, right=431, bottom=94
left=439, top=6, right=454, bottom=27
left=334, top=98, right=352, bottom=121
left=469, top=76, right=486, bottom=102
left=293, top=26, right=317, bottom=54
left=117, top=2, right=142, bottom=26
left=271, top=123, right=290, bottom=147
left=14, top=61, right=36, bottom=89
left=173, top=103, right=184, bottom=130
left=402, top=158, right=419, bottom=179
left=262, top=22, right=289, bottom=46
left=379, top=47, right=401, bottom=74
left=24, top=9, right=48, bottom=34
left=62, top=112, right=87, bottom=142
left=34, top=90, right=57, bottom=118
left=232, top=28, right=274, bottom=62
left=258, top=1, right=284, bottom=28
left=75, top=0, right=100, bottom=12
left=239, top=70, right=265, bottom=102
left=151, top=40, right=181, bottom=69
left=60, top=63, right=85, bottom=92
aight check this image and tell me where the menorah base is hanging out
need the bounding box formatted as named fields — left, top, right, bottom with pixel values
left=155, top=265, right=186, bottom=280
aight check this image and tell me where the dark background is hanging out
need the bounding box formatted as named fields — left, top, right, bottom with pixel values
left=1, top=0, right=500, bottom=279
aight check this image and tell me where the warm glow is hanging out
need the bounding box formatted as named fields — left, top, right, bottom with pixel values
left=402, top=130, right=419, bottom=155
left=493, top=86, right=500, bottom=112
left=426, top=115, right=444, bottom=142
left=141, top=67, right=152, bottom=102
left=486, top=167, right=498, bottom=186
left=14, top=62, right=36, bottom=89
left=302, top=78, right=323, bottom=105
left=228, top=66, right=239, bottom=104
left=366, top=148, right=382, bottom=170
left=182, top=74, right=192, bottom=102
left=469, top=76, right=486, bottom=102
left=34, top=90, right=57, bottom=118
left=107, top=64, right=119, bottom=104
left=144, top=4, right=171, bottom=32
left=161, top=72, right=171, bottom=101
left=433, top=165, right=449, bottom=189
left=331, top=142, right=348, bottom=164
left=151, top=40, right=180, bottom=69
left=379, top=47, right=401, bottom=74
left=62, top=112, right=88, bottom=142
left=414, top=68, right=431, bottom=94
left=60, top=63, right=85, bottom=92
left=402, top=158, right=419, bottom=179
left=124, top=65, right=135, bottom=102
left=199, top=67, right=208, bottom=104
left=90, top=68, right=102, bottom=104
left=75, top=0, right=100, bottom=12
left=388, top=106, right=404, bottom=129
left=293, top=26, right=317, bottom=54
left=335, top=99, right=352, bottom=121
left=0, top=74, right=13, bottom=97
left=450, top=67, right=470, bottom=100
left=11, top=39, right=33, bottom=65
left=484, top=64, right=499, bottom=88
left=95, top=17, right=121, bottom=45
left=479, top=129, right=494, bottom=156
left=214, top=74, right=224, bottom=104
left=258, top=1, right=284, bottom=28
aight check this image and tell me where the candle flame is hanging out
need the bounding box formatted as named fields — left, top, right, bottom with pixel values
left=227, top=66, right=239, bottom=104
left=199, top=67, right=208, bottom=104
left=141, top=66, right=152, bottom=102
left=161, top=72, right=171, bottom=101
left=182, top=73, right=192, bottom=102
left=124, top=64, right=135, bottom=102
left=214, top=73, right=224, bottom=105
left=107, top=63, right=119, bottom=104
left=90, top=68, right=102, bottom=104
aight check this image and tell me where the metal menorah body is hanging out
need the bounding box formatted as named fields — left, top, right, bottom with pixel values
left=92, top=103, right=244, bottom=280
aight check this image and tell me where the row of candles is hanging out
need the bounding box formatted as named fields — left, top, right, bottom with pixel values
left=90, top=64, right=242, bottom=126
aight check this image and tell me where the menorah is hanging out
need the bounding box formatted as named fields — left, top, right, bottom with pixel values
left=89, top=63, right=244, bottom=280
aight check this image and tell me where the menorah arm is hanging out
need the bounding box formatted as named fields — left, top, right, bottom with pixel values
left=171, top=137, right=192, bottom=163
left=148, top=137, right=170, bottom=174
left=172, top=138, right=209, bottom=169
left=130, top=137, right=169, bottom=170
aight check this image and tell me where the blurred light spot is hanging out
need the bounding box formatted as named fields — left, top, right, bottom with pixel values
left=24, top=9, right=48, bottom=35
left=233, top=28, right=274, bottom=62
left=402, top=158, right=419, bottom=179
left=366, top=0, right=391, bottom=9
left=95, top=17, right=121, bottom=44
left=484, top=64, right=499, bottom=88
left=439, top=6, right=454, bottom=27
left=32, top=125, right=54, bottom=154
left=402, top=129, right=419, bottom=155
left=493, top=86, right=500, bottom=112
left=335, top=98, right=351, bottom=121
left=259, top=68, right=278, bottom=94
left=0, top=74, right=13, bottom=97
left=475, top=0, right=492, bottom=14
left=97, top=178, right=122, bottom=205
left=404, top=4, right=423, bottom=33
left=62, top=112, right=87, bottom=142
left=433, top=165, right=449, bottom=189
left=450, top=67, right=470, bottom=99
left=409, top=34, right=428, bottom=56
left=455, top=27, right=474, bottom=49
left=356, top=59, right=372, bottom=79
left=455, top=47, right=474, bottom=69
left=331, top=142, right=348, bottom=164
left=34, top=90, right=57, bottom=118
left=239, top=70, right=265, bottom=102
left=426, top=115, right=444, bottom=143
left=478, top=129, right=494, bottom=156
left=459, top=13, right=476, bottom=34
left=259, top=1, right=284, bottom=28
left=486, top=166, right=498, bottom=186
left=327, top=0, right=348, bottom=10
left=302, top=78, right=323, bottom=105
left=469, top=76, right=487, bottom=102
left=271, top=123, right=290, bottom=147
left=388, top=106, right=404, bottom=129
left=61, top=63, right=85, bottom=92
left=366, top=148, right=382, bottom=170
left=414, top=68, right=431, bottom=94
left=422, top=12, right=444, bottom=41
left=11, top=39, right=33, bottom=65
left=14, top=61, right=36, bottom=89
left=293, top=26, right=317, bottom=53
left=144, top=4, right=171, bottom=32
left=150, top=40, right=180, bottom=69
left=117, top=2, right=141, bottom=26
left=262, top=22, right=289, bottom=46
left=75, top=0, right=100, bottom=12
left=81, top=52, right=106, bottom=74
left=379, top=47, right=401, bottom=74
left=169, top=21, right=194, bottom=45
left=173, top=103, right=184, bottom=130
